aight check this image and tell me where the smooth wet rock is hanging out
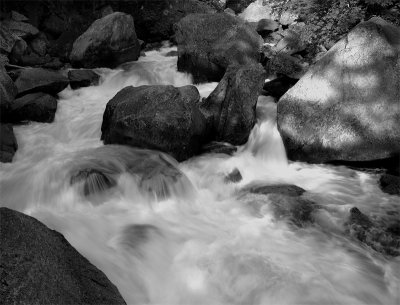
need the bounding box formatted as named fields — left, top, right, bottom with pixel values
left=14, top=68, right=69, bottom=97
left=0, top=207, right=127, bottom=305
left=121, top=224, right=162, bottom=252
left=379, top=174, right=400, bottom=195
left=9, top=38, right=28, bottom=64
left=101, top=85, right=207, bottom=162
left=346, top=207, right=400, bottom=256
left=224, top=168, right=242, bottom=183
left=0, top=123, right=18, bottom=163
left=70, top=12, right=140, bottom=68
left=200, top=64, right=265, bottom=145
left=277, top=18, right=400, bottom=163
left=174, top=13, right=262, bottom=82
left=68, top=69, right=100, bottom=89
left=263, top=76, right=298, bottom=99
left=0, top=65, right=18, bottom=121
left=248, top=184, right=306, bottom=197
left=70, top=168, right=117, bottom=197
left=8, top=92, right=57, bottom=123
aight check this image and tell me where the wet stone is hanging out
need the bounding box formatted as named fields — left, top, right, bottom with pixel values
left=224, top=168, right=242, bottom=183
left=70, top=168, right=117, bottom=197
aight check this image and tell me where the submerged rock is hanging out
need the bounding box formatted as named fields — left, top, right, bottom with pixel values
left=247, top=184, right=306, bottom=197
left=346, top=207, right=400, bottom=256
left=379, top=174, right=400, bottom=196
left=70, top=12, right=140, bottom=68
left=0, top=123, right=18, bottom=163
left=8, top=92, right=57, bottom=123
left=0, top=207, right=127, bottom=305
left=224, top=168, right=242, bottom=183
left=277, top=17, right=400, bottom=163
left=70, top=168, right=117, bottom=197
left=68, top=69, right=100, bottom=89
left=200, top=64, right=265, bottom=145
left=14, top=68, right=69, bottom=97
left=101, top=85, right=207, bottom=162
left=174, top=13, right=262, bottom=82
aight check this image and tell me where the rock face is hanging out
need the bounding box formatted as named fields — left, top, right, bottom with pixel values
left=9, top=92, right=57, bottom=123
left=200, top=64, right=265, bottom=145
left=14, top=68, right=69, bottom=97
left=101, top=85, right=208, bottom=161
left=0, top=124, right=18, bottom=163
left=68, top=69, right=100, bottom=89
left=0, top=207, right=127, bottom=305
left=277, top=17, right=400, bottom=163
left=70, top=12, right=140, bottom=68
left=174, top=13, right=262, bottom=82
left=0, top=65, right=18, bottom=122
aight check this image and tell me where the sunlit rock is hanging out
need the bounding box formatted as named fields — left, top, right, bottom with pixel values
left=200, top=63, right=265, bottom=145
left=174, top=13, right=262, bottom=82
left=101, top=85, right=208, bottom=162
left=277, top=17, right=400, bottom=163
left=0, top=207, right=127, bottom=305
left=70, top=12, right=140, bottom=69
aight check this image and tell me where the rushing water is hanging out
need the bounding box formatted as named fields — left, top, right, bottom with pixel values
left=1, top=45, right=399, bottom=305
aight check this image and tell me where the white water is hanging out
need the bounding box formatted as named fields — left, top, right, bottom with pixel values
left=1, top=45, right=399, bottom=305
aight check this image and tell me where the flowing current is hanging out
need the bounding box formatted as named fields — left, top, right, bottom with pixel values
left=1, top=46, right=399, bottom=305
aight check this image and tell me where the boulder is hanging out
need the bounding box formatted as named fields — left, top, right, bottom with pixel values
left=200, top=64, right=265, bottom=145
left=0, top=207, right=127, bottom=305
left=8, top=92, right=57, bottom=123
left=247, top=184, right=306, bottom=197
left=42, top=13, right=68, bottom=38
left=17, top=53, right=52, bottom=67
left=14, top=68, right=69, bottom=97
left=68, top=69, right=100, bottom=89
left=70, top=12, right=141, bottom=68
left=379, top=174, right=400, bottom=195
left=0, top=65, right=18, bottom=122
left=174, top=13, right=262, bottom=82
left=30, top=33, right=48, bottom=56
left=11, top=11, right=29, bottom=22
left=9, top=38, right=28, bottom=64
left=0, top=25, right=18, bottom=54
left=268, top=53, right=308, bottom=79
left=101, top=85, right=208, bottom=161
left=256, top=18, right=279, bottom=36
left=277, top=17, right=400, bottom=163
left=0, top=124, right=18, bottom=163
left=1, top=20, right=39, bottom=39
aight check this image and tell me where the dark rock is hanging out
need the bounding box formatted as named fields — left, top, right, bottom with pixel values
left=200, top=64, right=265, bottom=145
left=43, top=57, right=64, bottom=70
left=0, top=207, right=127, bottom=305
left=256, top=19, right=279, bottom=36
left=268, top=53, right=307, bottom=79
left=0, top=65, right=18, bottom=122
left=68, top=69, right=100, bottom=89
left=379, top=174, right=400, bottom=195
left=201, top=141, right=237, bottom=155
left=273, top=29, right=305, bottom=55
left=165, top=50, right=178, bottom=57
left=42, top=13, right=68, bottom=38
left=224, top=168, right=242, bottom=183
left=263, top=76, right=298, bottom=99
left=174, top=13, right=262, bottom=83
left=30, top=33, right=48, bottom=56
left=15, top=68, right=69, bottom=97
left=8, top=92, right=57, bottom=123
left=70, top=12, right=141, bottom=69
left=0, top=123, right=18, bottom=163
left=1, top=19, right=39, bottom=39
left=9, top=38, right=27, bottom=64
left=277, top=18, right=400, bottom=163
left=101, top=85, right=208, bottom=162
left=247, top=184, right=306, bottom=197
left=18, top=53, right=52, bottom=67
left=48, top=27, right=85, bottom=61
left=225, top=0, right=254, bottom=13
left=346, top=207, right=400, bottom=256
left=11, top=11, right=29, bottom=22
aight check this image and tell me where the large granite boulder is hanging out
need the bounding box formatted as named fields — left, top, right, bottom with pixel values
left=0, top=207, right=127, bottom=304
left=277, top=17, right=400, bottom=163
left=174, top=13, right=263, bottom=82
left=200, top=64, right=265, bottom=145
left=14, top=68, right=69, bottom=97
left=0, top=65, right=18, bottom=122
left=0, top=124, right=18, bottom=163
left=8, top=92, right=57, bottom=123
left=70, top=12, right=140, bottom=68
left=68, top=69, right=100, bottom=89
left=101, top=85, right=208, bottom=161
